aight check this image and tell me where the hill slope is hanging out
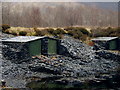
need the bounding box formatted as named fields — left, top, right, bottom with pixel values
left=2, top=2, right=118, bottom=27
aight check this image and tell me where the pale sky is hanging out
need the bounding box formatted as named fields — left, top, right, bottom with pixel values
left=0, top=0, right=119, bottom=2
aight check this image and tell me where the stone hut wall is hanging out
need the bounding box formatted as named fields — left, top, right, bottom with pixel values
left=2, top=42, right=30, bottom=62
left=93, top=41, right=109, bottom=50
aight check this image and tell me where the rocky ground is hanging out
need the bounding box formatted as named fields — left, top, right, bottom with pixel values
left=0, top=33, right=120, bottom=88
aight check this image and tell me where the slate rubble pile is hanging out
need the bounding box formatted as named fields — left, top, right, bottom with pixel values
left=1, top=35, right=120, bottom=88
left=29, top=37, right=119, bottom=77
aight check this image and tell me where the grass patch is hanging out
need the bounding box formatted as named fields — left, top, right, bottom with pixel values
left=3, top=26, right=120, bottom=42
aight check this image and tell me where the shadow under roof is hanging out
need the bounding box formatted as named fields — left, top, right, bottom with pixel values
left=1, top=36, right=46, bottom=42
left=92, top=37, right=118, bottom=41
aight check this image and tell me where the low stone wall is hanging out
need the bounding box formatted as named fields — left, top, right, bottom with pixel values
left=2, top=42, right=30, bottom=62
left=93, top=41, right=108, bottom=50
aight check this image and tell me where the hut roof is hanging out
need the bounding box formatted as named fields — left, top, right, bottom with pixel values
left=1, top=36, right=48, bottom=43
left=91, top=37, right=118, bottom=41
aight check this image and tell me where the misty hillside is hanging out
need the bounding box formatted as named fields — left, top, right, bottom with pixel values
left=2, top=2, right=118, bottom=27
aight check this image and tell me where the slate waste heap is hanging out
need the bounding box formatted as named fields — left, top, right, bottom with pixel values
left=1, top=34, right=120, bottom=88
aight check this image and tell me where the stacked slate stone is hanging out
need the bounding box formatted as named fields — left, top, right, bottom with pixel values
left=2, top=42, right=30, bottom=62
left=93, top=41, right=108, bottom=50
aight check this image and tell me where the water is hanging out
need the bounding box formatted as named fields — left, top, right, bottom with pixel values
left=26, top=74, right=120, bottom=89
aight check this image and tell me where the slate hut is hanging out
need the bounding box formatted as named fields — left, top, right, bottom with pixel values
left=2, top=36, right=60, bottom=60
left=91, top=37, right=119, bottom=50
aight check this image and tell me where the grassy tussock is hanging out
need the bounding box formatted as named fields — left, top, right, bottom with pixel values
left=1, top=25, right=120, bottom=44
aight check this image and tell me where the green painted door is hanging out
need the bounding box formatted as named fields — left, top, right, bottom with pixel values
left=48, top=39, right=57, bottom=54
left=29, top=40, right=41, bottom=56
left=109, top=40, right=117, bottom=50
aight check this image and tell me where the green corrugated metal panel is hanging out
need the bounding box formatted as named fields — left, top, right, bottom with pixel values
left=29, top=40, right=41, bottom=56
left=48, top=39, right=57, bottom=54
left=109, top=40, right=117, bottom=50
